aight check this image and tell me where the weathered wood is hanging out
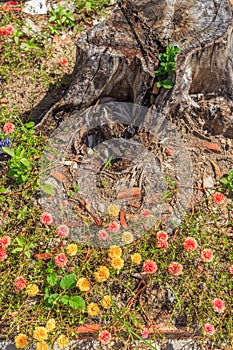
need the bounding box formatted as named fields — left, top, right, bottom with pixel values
left=36, top=0, right=233, bottom=131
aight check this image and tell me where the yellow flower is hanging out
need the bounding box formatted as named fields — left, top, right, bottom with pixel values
left=15, top=334, right=28, bottom=349
left=108, top=204, right=120, bottom=217
left=56, top=335, right=69, bottom=348
left=131, top=253, right=142, bottom=264
left=94, top=266, right=110, bottom=282
left=45, top=318, right=56, bottom=332
left=33, top=327, right=48, bottom=341
left=76, top=277, right=91, bottom=292
left=108, top=246, right=122, bottom=259
left=122, top=231, right=134, bottom=244
left=27, top=284, right=39, bottom=297
left=111, top=257, right=124, bottom=271
left=66, top=243, right=78, bottom=256
left=36, top=341, right=49, bottom=350
left=87, top=302, right=100, bottom=316
left=101, top=295, right=111, bottom=309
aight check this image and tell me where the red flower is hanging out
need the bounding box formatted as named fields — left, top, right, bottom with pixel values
left=40, top=212, right=53, bottom=226
left=183, top=237, right=198, bottom=252
left=55, top=253, right=68, bottom=268
left=141, top=328, right=149, bottom=339
left=212, top=298, right=225, bottom=313
left=168, top=262, right=183, bottom=276
left=99, top=330, right=111, bottom=344
left=0, top=248, right=7, bottom=261
left=57, top=224, right=69, bottom=237
left=229, top=265, right=233, bottom=274
left=0, top=236, right=11, bottom=248
left=204, top=323, right=215, bottom=336
left=3, top=122, right=15, bottom=134
left=15, top=276, right=27, bottom=290
left=156, top=230, right=168, bottom=241
left=108, top=221, right=120, bottom=232
left=3, top=2, right=21, bottom=11
left=0, top=25, right=14, bottom=36
left=156, top=240, right=169, bottom=249
left=60, top=58, right=68, bottom=66
left=212, top=192, right=225, bottom=205
left=201, top=249, right=213, bottom=262
left=143, top=260, right=157, bottom=274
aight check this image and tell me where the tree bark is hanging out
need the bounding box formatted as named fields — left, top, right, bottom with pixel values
left=36, top=0, right=233, bottom=131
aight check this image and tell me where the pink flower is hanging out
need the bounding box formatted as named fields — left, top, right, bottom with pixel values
left=141, top=328, right=149, bottom=339
left=98, top=230, right=109, bottom=241
left=55, top=253, right=68, bottom=268
left=168, top=262, right=183, bottom=276
left=40, top=212, right=53, bottom=226
left=156, top=231, right=168, bottom=241
left=183, top=237, right=198, bottom=252
left=99, top=330, right=111, bottom=344
left=204, top=323, right=215, bottom=336
left=15, top=276, right=27, bottom=290
left=1, top=25, right=14, bottom=35
left=60, top=58, right=68, bottom=66
left=3, top=122, right=15, bottom=134
left=0, top=236, right=11, bottom=248
left=141, top=209, right=151, bottom=218
left=212, top=298, right=225, bottom=313
left=201, top=249, right=213, bottom=262
left=0, top=248, right=7, bottom=261
left=57, top=224, right=69, bottom=237
left=108, top=221, right=120, bottom=232
left=229, top=265, right=233, bottom=274
left=143, top=260, right=157, bottom=274
left=212, top=192, right=225, bottom=205
left=156, top=240, right=169, bottom=249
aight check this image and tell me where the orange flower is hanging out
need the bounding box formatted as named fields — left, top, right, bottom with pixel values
left=27, top=284, right=39, bottom=297
left=56, top=335, right=69, bottom=348
left=76, top=277, right=91, bottom=292
left=101, top=295, right=111, bottom=309
left=36, top=341, right=49, bottom=350
left=45, top=318, right=56, bottom=332
left=183, top=237, right=198, bottom=252
left=108, top=246, right=122, bottom=259
left=33, top=327, right=48, bottom=341
left=108, top=204, right=120, bottom=217
left=94, top=266, right=110, bottom=282
left=201, top=249, right=214, bottom=262
left=110, top=257, right=124, bottom=271
left=212, top=192, right=225, bottom=205
left=131, top=253, right=142, bottom=264
left=88, top=302, right=99, bottom=316
left=14, top=334, right=28, bottom=349
left=66, top=243, right=77, bottom=256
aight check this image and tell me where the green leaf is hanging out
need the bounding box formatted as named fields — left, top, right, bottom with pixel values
left=20, top=158, right=31, bottom=167
left=162, top=79, right=174, bottom=89
left=60, top=273, right=77, bottom=290
left=68, top=296, right=86, bottom=309
left=16, top=237, right=25, bottom=247
left=86, top=1, right=92, bottom=11
left=25, top=121, right=35, bottom=128
left=12, top=247, right=23, bottom=253
left=60, top=295, right=70, bottom=305
left=47, top=272, right=59, bottom=286
left=2, top=147, right=14, bottom=157
left=0, top=188, right=7, bottom=193
left=25, top=250, right=31, bottom=259
left=41, top=183, right=55, bottom=195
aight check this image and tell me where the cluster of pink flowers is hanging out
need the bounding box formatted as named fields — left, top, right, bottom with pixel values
left=0, top=248, right=7, bottom=261
left=141, top=328, right=149, bottom=339
left=143, top=260, right=157, bottom=274
left=183, top=237, right=198, bottom=252
left=3, top=1, right=21, bottom=11
left=99, top=330, right=111, bottom=344
left=204, top=323, right=215, bottom=336
left=0, top=24, right=14, bottom=36
left=201, top=249, right=214, bottom=262
left=40, top=212, right=53, bottom=226
left=3, top=122, right=15, bottom=134
left=212, top=298, right=225, bottom=313
left=108, top=221, right=120, bottom=233
left=212, top=192, right=225, bottom=205
left=156, top=230, right=169, bottom=249
left=57, top=224, right=69, bottom=237
left=168, top=262, right=183, bottom=276
left=0, top=236, right=11, bottom=261
left=55, top=253, right=68, bottom=268
left=15, top=276, right=27, bottom=290
left=98, top=230, right=109, bottom=241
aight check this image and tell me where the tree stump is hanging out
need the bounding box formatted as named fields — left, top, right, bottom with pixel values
left=36, top=0, right=233, bottom=131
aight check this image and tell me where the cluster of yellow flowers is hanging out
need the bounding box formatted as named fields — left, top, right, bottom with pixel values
left=108, top=246, right=124, bottom=272
left=87, top=295, right=112, bottom=317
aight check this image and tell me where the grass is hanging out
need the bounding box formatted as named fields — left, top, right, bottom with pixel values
left=0, top=1, right=233, bottom=350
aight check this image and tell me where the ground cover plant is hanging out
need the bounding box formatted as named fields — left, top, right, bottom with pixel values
left=0, top=1, right=233, bottom=350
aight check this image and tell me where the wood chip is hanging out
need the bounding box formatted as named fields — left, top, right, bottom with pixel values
left=194, top=141, right=221, bottom=152
left=116, top=187, right=141, bottom=200
left=50, top=170, right=66, bottom=182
